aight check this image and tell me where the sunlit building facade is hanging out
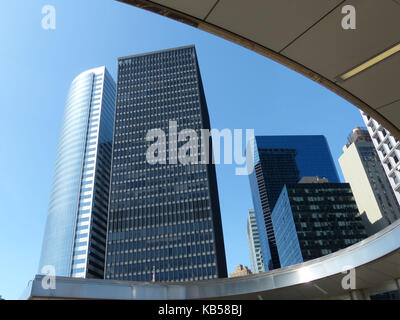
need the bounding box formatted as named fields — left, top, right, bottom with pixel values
left=39, top=67, right=116, bottom=278
left=247, top=209, right=264, bottom=274
left=339, top=127, right=400, bottom=236
left=229, top=265, right=252, bottom=278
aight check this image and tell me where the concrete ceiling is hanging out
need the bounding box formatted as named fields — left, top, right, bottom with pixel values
left=117, top=0, right=400, bottom=138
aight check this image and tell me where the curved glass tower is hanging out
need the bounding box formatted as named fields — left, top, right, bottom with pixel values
left=39, top=67, right=115, bottom=278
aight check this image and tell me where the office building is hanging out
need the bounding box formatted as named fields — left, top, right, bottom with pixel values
left=339, top=128, right=400, bottom=235
left=105, top=46, right=227, bottom=282
left=247, top=209, right=264, bottom=274
left=248, top=135, right=340, bottom=270
left=271, top=179, right=368, bottom=268
left=39, top=67, right=116, bottom=278
left=362, top=112, right=400, bottom=206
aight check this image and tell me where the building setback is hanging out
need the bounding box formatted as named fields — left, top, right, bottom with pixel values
left=271, top=180, right=368, bottom=268
left=105, top=46, right=227, bottom=282
left=248, top=135, right=340, bottom=271
left=39, top=67, right=115, bottom=278
left=247, top=209, right=264, bottom=274
left=339, top=128, right=400, bottom=236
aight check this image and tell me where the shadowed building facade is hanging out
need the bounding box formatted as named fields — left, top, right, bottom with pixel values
left=271, top=180, right=368, bottom=268
left=362, top=112, right=400, bottom=207
left=105, top=46, right=227, bottom=282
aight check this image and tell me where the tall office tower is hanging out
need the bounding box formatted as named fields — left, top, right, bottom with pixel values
left=247, top=209, right=264, bottom=274
left=339, top=128, right=400, bottom=236
left=105, top=46, right=227, bottom=282
left=361, top=112, right=400, bottom=206
left=248, top=135, right=340, bottom=271
left=271, top=178, right=368, bottom=268
left=39, top=67, right=116, bottom=278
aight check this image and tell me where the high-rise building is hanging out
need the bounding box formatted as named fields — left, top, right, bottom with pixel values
left=339, top=128, right=400, bottom=235
left=361, top=112, right=400, bottom=206
left=271, top=179, right=368, bottom=268
left=39, top=67, right=116, bottom=278
left=105, top=46, right=227, bottom=282
left=247, top=209, right=264, bottom=274
left=248, top=135, right=340, bottom=271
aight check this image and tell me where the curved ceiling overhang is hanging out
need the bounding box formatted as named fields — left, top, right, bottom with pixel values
left=117, top=0, right=400, bottom=138
left=25, top=220, right=400, bottom=299
left=21, top=1, right=400, bottom=300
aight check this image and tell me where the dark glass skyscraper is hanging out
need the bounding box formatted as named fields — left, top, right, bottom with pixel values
left=105, top=46, right=227, bottom=282
left=271, top=181, right=368, bottom=268
left=248, top=135, right=340, bottom=271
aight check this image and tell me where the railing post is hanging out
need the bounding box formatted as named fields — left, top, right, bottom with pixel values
left=349, top=289, right=370, bottom=300
left=396, top=279, right=400, bottom=296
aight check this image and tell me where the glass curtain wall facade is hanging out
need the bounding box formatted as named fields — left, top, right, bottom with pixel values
left=39, top=67, right=116, bottom=278
left=247, top=209, right=264, bottom=273
left=248, top=135, right=340, bottom=271
left=271, top=183, right=368, bottom=268
left=105, top=46, right=227, bottom=282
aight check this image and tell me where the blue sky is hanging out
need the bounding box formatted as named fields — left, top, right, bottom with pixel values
left=0, top=0, right=364, bottom=299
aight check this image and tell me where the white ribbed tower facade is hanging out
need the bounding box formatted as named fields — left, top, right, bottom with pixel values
left=39, top=67, right=115, bottom=278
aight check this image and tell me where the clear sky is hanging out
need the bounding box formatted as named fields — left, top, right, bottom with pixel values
left=0, top=0, right=364, bottom=299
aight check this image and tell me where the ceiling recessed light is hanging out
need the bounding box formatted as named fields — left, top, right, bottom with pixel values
left=340, top=43, right=400, bottom=81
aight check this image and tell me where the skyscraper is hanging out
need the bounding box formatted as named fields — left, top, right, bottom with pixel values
left=339, top=128, right=400, bottom=235
left=39, top=67, right=116, bottom=278
left=271, top=179, right=368, bottom=268
left=247, top=209, right=264, bottom=274
left=248, top=135, right=340, bottom=270
left=361, top=112, right=400, bottom=206
left=105, top=46, right=227, bottom=282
